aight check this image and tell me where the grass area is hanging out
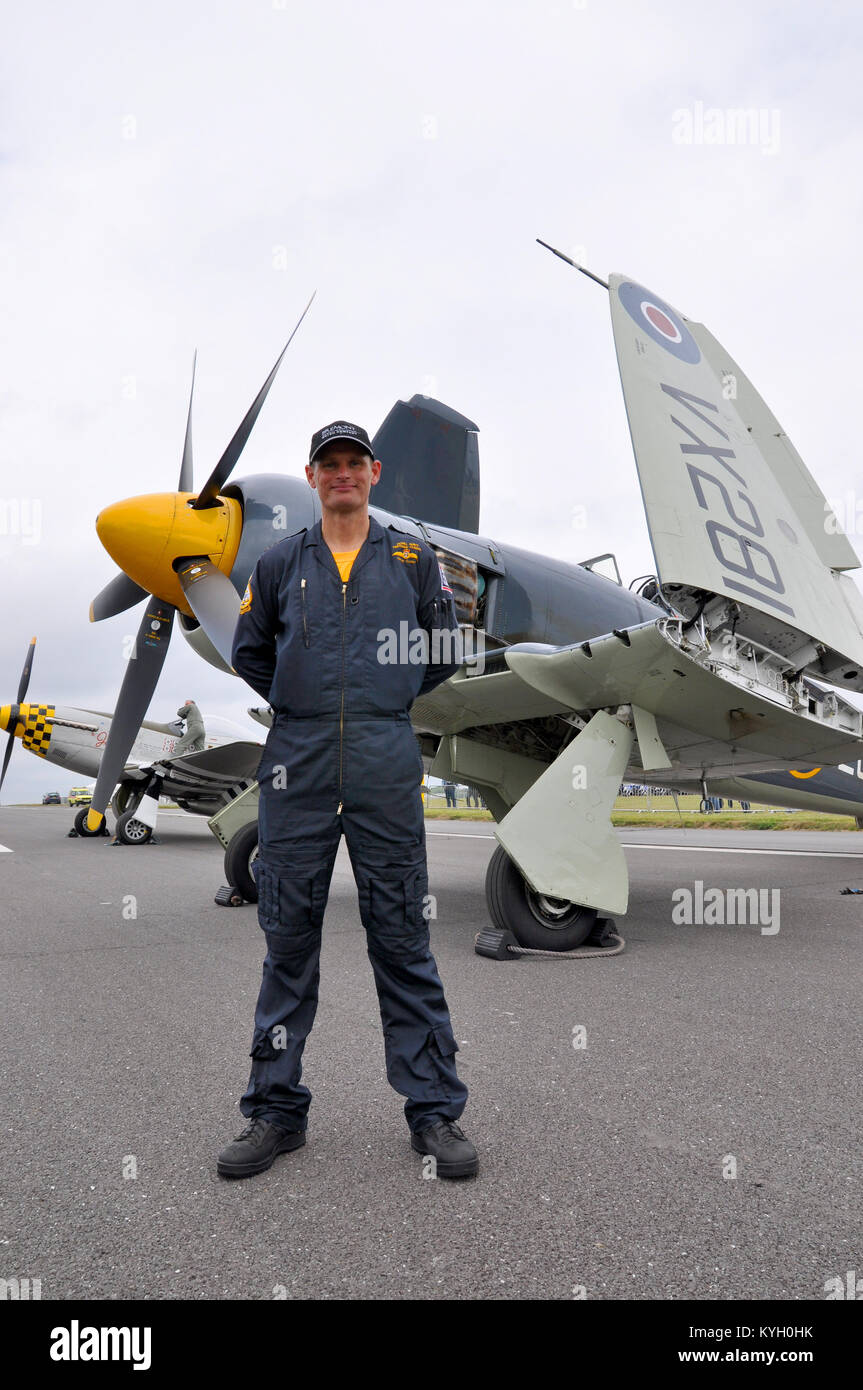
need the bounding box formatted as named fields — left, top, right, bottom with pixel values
left=15, top=799, right=861, bottom=832
left=619, top=794, right=702, bottom=812
left=611, top=811, right=859, bottom=831
left=421, top=795, right=862, bottom=831
left=612, top=793, right=860, bottom=830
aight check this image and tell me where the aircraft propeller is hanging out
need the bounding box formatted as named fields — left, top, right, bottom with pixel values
left=0, top=637, right=36, bottom=795
left=85, top=292, right=315, bottom=830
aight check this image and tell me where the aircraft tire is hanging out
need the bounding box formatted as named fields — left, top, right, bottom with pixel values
left=73, top=806, right=102, bottom=837
left=224, top=821, right=260, bottom=903
left=116, top=810, right=153, bottom=845
left=484, top=845, right=596, bottom=951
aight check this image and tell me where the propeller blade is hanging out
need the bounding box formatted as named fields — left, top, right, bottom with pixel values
left=89, top=571, right=149, bottom=623
left=0, top=731, right=15, bottom=795
left=17, top=636, right=36, bottom=703
left=86, top=598, right=175, bottom=829
left=178, top=350, right=197, bottom=493
left=0, top=638, right=37, bottom=796
left=176, top=558, right=240, bottom=669
left=191, top=291, right=316, bottom=510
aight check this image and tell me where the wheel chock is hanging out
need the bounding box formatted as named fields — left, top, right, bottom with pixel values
left=474, top=927, right=521, bottom=960
left=585, top=916, right=618, bottom=947
left=215, top=884, right=245, bottom=907
left=475, top=918, right=625, bottom=962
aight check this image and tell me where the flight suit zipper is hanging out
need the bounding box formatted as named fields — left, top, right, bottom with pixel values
left=300, top=578, right=310, bottom=647
left=337, top=581, right=346, bottom=814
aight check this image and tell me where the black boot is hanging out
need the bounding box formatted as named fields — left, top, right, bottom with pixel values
left=411, top=1120, right=478, bottom=1178
left=217, top=1117, right=305, bottom=1179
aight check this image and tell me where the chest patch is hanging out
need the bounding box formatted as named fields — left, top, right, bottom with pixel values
left=392, top=541, right=422, bottom=564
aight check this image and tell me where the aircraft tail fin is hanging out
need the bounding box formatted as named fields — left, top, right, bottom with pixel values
left=371, top=396, right=480, bottom=533
left=608, top=274, right=863, bottom=692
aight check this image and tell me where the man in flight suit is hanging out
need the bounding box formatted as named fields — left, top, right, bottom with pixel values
left=218, top=421, right=477, bottom=1180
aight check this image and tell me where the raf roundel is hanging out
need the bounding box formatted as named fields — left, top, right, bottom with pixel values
left=617, top=280, right=701, bottom=364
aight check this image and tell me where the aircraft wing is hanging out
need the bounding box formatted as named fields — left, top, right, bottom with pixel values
left=149, top=741, right=263, bottom=784
left=412, top=619, right=863, bottom=780
left=608, top=275, right=863, bottom=690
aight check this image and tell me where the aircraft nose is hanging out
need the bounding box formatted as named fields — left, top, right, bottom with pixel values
left=96, top=494, right=178, bottom=580
left=0, top=703, right=26, bottom=736
left=95, top=491, right=242, bottom=614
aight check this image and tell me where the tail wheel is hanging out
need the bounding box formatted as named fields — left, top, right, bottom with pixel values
left=116, top=809, right=152, bottom=845
left=224, top=821, right=260, bottom=902
left=484, top=844, right=596, bottom=951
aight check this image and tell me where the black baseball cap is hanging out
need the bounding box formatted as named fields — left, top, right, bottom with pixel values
left=309, top=420, right=374, bottom=464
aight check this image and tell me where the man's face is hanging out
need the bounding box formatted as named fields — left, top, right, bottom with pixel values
left=305, top=443, right=381, bottom=514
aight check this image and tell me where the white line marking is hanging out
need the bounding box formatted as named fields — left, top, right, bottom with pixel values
left=0, top=843, right=12, bottom=853
left=623, top=843, right=863, bottom=859
left=426, top=830, right=863, bottom=859
left=427, top=831, right=496, bottom=840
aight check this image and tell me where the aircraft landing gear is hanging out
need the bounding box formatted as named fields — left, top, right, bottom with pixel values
left=111, top=782, right=136, bottom=820
left=115, top=809, right=153, bottom=845
left=484, top=845, right=596, bottom=951
left=72, top=806, right=109, bottom=837
left=223, top=822, right=259, bottom=903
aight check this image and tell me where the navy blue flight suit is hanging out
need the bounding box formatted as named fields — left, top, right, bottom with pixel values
left=231, top=513, right=468, bottom=1135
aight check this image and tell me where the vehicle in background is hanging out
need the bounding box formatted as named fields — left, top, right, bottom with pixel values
left=67, top=786, right=93, bottom=806
left=41, top=791, right=61, bottom=805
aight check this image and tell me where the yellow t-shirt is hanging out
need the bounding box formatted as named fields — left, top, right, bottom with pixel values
left=330, top=547, right=361, bottom=582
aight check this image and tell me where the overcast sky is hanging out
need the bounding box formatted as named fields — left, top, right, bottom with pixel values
left=2, top=0, right=862, bottom=802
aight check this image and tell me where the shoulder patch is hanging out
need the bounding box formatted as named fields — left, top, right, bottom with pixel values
left=239, top=579, right=253, bottom=614
left=438, top=563, right=453, bottom=594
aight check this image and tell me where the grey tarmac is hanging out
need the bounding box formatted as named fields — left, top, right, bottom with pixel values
left=0, top=807, right=860, bottom=1301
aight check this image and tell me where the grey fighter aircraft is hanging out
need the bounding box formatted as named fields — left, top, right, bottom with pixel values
left=83, top=271, right=863, bottom=946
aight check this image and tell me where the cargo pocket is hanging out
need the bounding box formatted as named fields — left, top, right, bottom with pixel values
left=366, top=868, right=429, bottom=960
left=258, top=861, right=330, bottom=959
left=428, top=1023, right=460, bottom=1099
